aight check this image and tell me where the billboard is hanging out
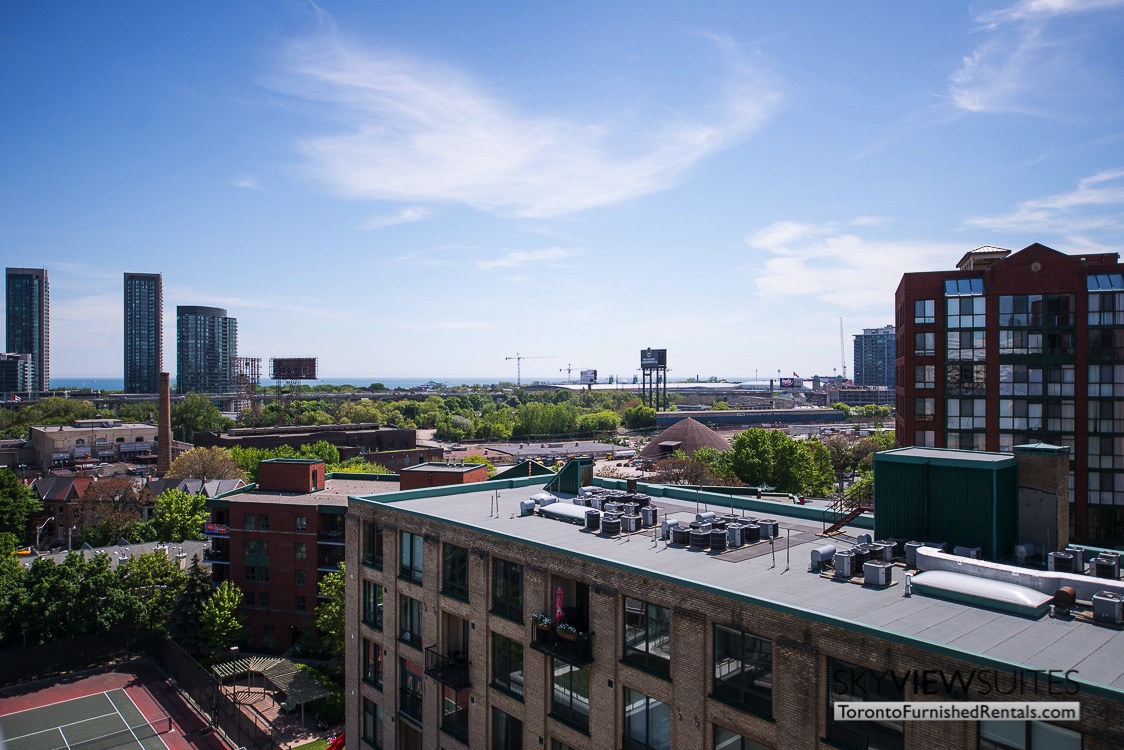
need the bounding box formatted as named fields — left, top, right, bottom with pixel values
left=270, top=357, right=318, bottom=380
left=580, top=369, right=597, bottom=385
left=640, top=348, right=667, bottom=368
left=779, top=377, right=798, bottom=388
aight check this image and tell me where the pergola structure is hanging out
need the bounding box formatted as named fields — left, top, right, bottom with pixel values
left=212, top=656, right=332, bottom=724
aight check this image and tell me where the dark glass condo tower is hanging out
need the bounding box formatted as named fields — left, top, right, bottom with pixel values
left=5, top=267, right=49, bottom=393
left=124, top=272, right=163, bottom=394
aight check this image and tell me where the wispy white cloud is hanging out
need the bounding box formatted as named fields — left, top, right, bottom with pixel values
left=962, top=168, right=1124, bottom=240
left=388, top=320, right=493, bottom=332
left=271, top=24, right=782, bottom=218
left=476, top=248, right=582, bottom=271
left=950, top=0, right=1124, bottom=114
left=743, top=220, right=960, bottom=311
left=359, top=206, right=433, bottom=230
left=231, top=175, right=266, bottom=191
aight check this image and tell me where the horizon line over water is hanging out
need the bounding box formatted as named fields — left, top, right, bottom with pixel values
left=49, top=375, right=771, bottom=391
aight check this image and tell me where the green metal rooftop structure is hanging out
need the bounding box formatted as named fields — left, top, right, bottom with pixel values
left=873, top=447, right=1018, bottom=561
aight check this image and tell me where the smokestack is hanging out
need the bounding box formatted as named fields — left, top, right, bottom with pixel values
left=158, top=372, right=172, bottom=475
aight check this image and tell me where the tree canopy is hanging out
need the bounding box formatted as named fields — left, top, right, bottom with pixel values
left=0, top=468, right=41, bottom=544
left=167, top=447, right=247, bottom=481
left=315, top=563, right=345, bottom=659
left=153, top=489, right=207, bottom=542
left=201, top=579, right=244, bottom=650
left=172, top=393, right=233, bottom=443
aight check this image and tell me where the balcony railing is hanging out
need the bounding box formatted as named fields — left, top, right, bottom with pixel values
left=203, top=548, right=229, bottom=564
left=529, top=627, right=594, bottom=665
left=317, top=528, right=345, bottom=545
left=424, top=645, right=471, bottom=689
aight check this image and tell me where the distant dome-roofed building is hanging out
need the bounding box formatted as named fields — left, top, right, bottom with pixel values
left=640, top=417, right=730, bottom=461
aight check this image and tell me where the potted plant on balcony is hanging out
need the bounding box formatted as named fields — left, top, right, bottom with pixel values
left=532, top=612, right=554, bottom=631
left=556, top=622, right=578, bottom=641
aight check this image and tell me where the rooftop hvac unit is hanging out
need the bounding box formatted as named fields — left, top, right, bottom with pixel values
left=696, top=522, right=714, bottom=534
left=851, top=546, right=871, bottom=569
left=604, top=502, right=619, bottom=514
left=905, top=541, right=923, bottom=568
left=1092, top=591, right=1124, bottom=625
left=834, top=550, right=855, bottom=579
left=923, top=540, right=950, bottom=553
left=600, top=517, right=622, bottom=537
left=810, top=544, right=837, bottom=573
left=689, top=530, right=710, bottom=550
left=721, top=514, right=740, bottom=525
left=623, top=502, right=639, bottom=515
left=641, top=506, right=658, bottom=527
left=696, top=511, right=717, bottom=524
left=871, top=543, right=895, bottom=563
left=621, top=514, right=641, bottom=533
left=954, top=546, right=982, bottom=560
left=760, top=519, right=779, bottom=538
left=585, top=509, right=601, bottom=531
left=710, top=530, right=727, bottom=551
left=1049, top=551, right=1074, bottom=573
left=864, top=561, right=892, bottom=587
left=590, top=497, right=604, bottom=511
left=1014, top=543, right=1036, bottom=565
left=660, top=518, right=679, bottom=540
left=1064, top=546, right=1086, bottom=574
left=632, top=494, right=651, bottom=507
left=743, top=524, right=761, bottom=543
left=519, top=500, right=537, bottom=517
left=856, top=533, right=873, bottom=545
left=670, top=527, right=691, bottom=546
left=726, top=524, right=744, bottom=548
left=1093, top=556, right=1120, bottom=580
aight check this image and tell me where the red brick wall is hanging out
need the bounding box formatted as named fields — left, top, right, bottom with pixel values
left=257, top=460, right=325, bottom=492
left=399, top=464, right=488, bottom=490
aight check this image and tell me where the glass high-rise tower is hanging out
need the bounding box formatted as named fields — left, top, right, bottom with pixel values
left=176, top=305, right=237, bottom=394
left=124, top=273, right=163, bottom=394
left=5, top=267, right=49, bottom=393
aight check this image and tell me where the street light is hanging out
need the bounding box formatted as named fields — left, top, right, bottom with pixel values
left=35, top=516, right=55, bottom=551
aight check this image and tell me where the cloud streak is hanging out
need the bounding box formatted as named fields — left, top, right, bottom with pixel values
left=962, top=168, right=1124, bottom=239
left=272, top=26, right=782, bottom=217
left=476, top=248, right=582, bottom=271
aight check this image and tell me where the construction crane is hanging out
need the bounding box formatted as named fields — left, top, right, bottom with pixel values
left=559, top=364, right=573, bottom=382
left=505, top=353, right=553, bottom=387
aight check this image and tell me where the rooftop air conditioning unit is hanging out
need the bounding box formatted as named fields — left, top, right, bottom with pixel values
left=905, top=541, right=923, bottom=568
left=1049, top=551, right=1074, bottom=573
left=954, top=546, right=982, bottom=560
left=1014, top=543, right=1036, bottom=565
left=1093, top=591, right=1124, bottom=625
left=834, top=550, right=855, bottom=579
left=1064, top=546, right=1086, bottom=574
left=810, top=544, right=836, bottom=573
left=864, top=561, right=892, bottom=587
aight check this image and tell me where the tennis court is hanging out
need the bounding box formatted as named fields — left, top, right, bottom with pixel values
left=0, top=689, right=171, bottom=750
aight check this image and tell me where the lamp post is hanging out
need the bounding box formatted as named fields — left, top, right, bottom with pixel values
left=35, top=516, right=55, bottom=551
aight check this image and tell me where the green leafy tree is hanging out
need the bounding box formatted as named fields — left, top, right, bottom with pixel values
left=577, top=409, right=621, bottom=434
left=728, top=429, right=775, bottom=487
left=169, top=555, right=212, bottom=652
left=315, top=563, right=345, bottom=659
left=461, top=454, right=496, bottom=478
left=299, top=440, right=341, bottom=465
left=153, top=489, right=207, bottom=542
left=118, top=550, right=186, bottom=631
left=201, top=579, right=244, bottom=650
left=621, top=405, right=656, bottom=429
left=168, top=447, right=247, bottom=481
left=172, top=393, right=233, bottom=443
left=0, top=536, right=28, bottom=646
left=0, top=468, right=41, bottom=544
left=327, top=457, right=392, bottom=475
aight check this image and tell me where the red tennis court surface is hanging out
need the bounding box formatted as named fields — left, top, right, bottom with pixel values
left=0, top=663, right=229, bottom=750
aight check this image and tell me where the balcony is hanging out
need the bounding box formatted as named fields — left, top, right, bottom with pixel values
left=317, top=528, right=345, bottom=545
left=530, top=627, right=594, bottom=666
left=317, top=548, right=344, bottom=572
left=203, top=548, right=229, bottom=564
left=424, top=645, right=471, bottom=689
left=202, top=522, right=229, bottom=538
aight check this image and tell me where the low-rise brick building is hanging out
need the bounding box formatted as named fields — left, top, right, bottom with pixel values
left=345, top=471, right=1123, bottom=750
left=398, top=462, right=489, bottom=491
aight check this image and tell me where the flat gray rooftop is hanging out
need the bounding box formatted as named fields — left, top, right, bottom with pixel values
left=236, top=477, right=399, bottom=506
left=355, top=483, right=1124, bottom=699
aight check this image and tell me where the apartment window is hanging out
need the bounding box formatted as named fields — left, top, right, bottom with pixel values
left=295, top=595, right=306, bottom=612
left=999, top=329, right=1043, bottom=355
left=622, top=688, right=670, bottom=750
left=492, top=559, right=523, bottom=621
left=946, top=295, right=986, bottom=328
left=1046, top=365, right=1076, bottom=397
left=914, top=398, right=935, bottom=423
left=295, top=516, right=307, bottom=533
left=442, top=543, right=469, bottom=600
left=244, top=539, right=269, bottom=558
left=827, top=658, right=904, bottom=750
left=946, top=364, right=986, bottom=396
left=492, top=633, right=524, bottom=698
left=400, top=531, right=424, bottom=583
left=362, top=580, right=383, bottom=629
left=913, top=430, right=935, bottom=448
left=947, top=330, right=986, bottom=361
left=1088, top=402, right=1124, bottom=440
left=245, top=514, right=256, bottom=531
left=999, top=365, right=1043, bottom=396
left=295, top=569, right=306, bottom=587
left=999, top=400, right=1043, bottom=432
left=913, top=299, right=935, bottom=324
left=947, top=432, right=987, bottom=451
left=551, top=659, right=590, bottom=732
left=1046, top=401, right=1076, bottom=434
left=947, top=398, right=986, bottom=430
left=362, top=637, right=383, bottom=688
left=399, top=595, right=423, bottom=648
left=714, top=726, right=770, bottom=750
left=400, top=658, right=423, bottom=723
left=245, top=565, right=258, bottom=583
left=361, top=698, right=383, bottom=750
left=441, top=685, right=469, bottom=742
left=713, top=625, right=772, bottom=716
left=914, top=332, right=935, bottom=356
left=244, top=591, right=255, bottom=607
left=980, top=721, right=1081, bottom=750
left=913, top=365, right=935, bottom=389
left=623, top=597, right=670, bottom=675
left=492, top=708, right=523, bottom=750
left=258, top=514, right=269, bottom=531
left=551, top=741, right=577, bottom=750
left=295, top=542, right=307, bottom=560
left=363, top=521, right=383, bottom=569
left=259, top=593, right=269, bottom=609
left=1088, top=363, right=1124, bottom=398
left=944, top=277, right=984, bottom=296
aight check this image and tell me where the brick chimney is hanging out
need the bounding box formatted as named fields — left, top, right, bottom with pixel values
left=158, top=372, right=172, bottom=475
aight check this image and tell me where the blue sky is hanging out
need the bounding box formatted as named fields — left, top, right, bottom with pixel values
left=3, top=1, right=1123, bottom=383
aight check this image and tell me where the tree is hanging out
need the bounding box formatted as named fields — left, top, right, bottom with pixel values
left=461, top=454, right=496, bottom=478
left=168, top=447, right=247, bottom=481
left=0, top=468, right=41, bottom=544
left=169, top=555, right=212, bottom=653
left=172, top=393, right=233, bottom=443
left=153, top=489, right=207, bottom=542
left=328, top=457, right=392, bottom=475
left=76, top=476, right=147, bottom=546
left=118, top=550, right=186, bottom=631
left=577, top=410, right=621, bottom=434
left=201, top=579, right=244, bottom=650
left=315, top=563, right=345, bottom=659
left=621, top=405, right=656, bottom=429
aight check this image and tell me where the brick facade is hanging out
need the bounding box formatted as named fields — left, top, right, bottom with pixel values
left=398, top=463, right=489, bottom=491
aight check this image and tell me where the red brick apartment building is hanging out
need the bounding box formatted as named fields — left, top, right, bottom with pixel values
left=345, top=475, right=1122, bottom=750
left=399, top=462, right=489, bottom=491
left=204, top=458, right=397, bottom=650
left=896, top=243, right=1124, bottom=545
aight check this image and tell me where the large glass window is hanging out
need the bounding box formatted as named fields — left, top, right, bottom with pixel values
left=914, top=398, right=935, bottom=423
left=947, top=398, right=986, bottom=430
left=946, top=364, right=986, bottom=396
left=442, top=543, right=469, bottom=600
left=400, top=658, right=423, bottom=723
left=947, top=330, right=986, bottom=361
left=399, top=595, right=423, bottom=648
left=999, top=400, right=1043, bottom=432
left=826, top=658, right=904, bottom=750
left=914, top=332, right=935, bottom=356
left=712, top=625, right=772, bottom=716
left=492, top=558, right=523, bottom=621
left=362, top=580, right=383, bottom=630
left=946, top=295, right=986, bottom=328
left=400, top=531, right=423, bottom=583
left=913, top=299, right=935, bottom=324
left=442, top=685, right=469, bottom=742
left=362, top=698, right=383, bottom=750
left=492, top=633, right=524, bottom=698
left=492, top=708, right=523, bottom=750
left=623, top=598, right=670, bottom=675
left=622, top=688, right=670, bottom=750
left=999, top=329, right=1043, bottom=355
left=999, top=365, right=1043, bottom=396
left=979, top=720, right=1081, bottom=750
left=944, top=277, right=984, bottom=296
left=714, top=727, right=769, bottom=750
left=363, top=521, right=383, bottom=569
left=551, top=659, right=590, bottom=731
left=362, top=637, right=383, bottom=689
left=913, top=365, right=935, bottom=389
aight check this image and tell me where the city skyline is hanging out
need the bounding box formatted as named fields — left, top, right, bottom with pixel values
left=2, top=2, right=1123, bottom=381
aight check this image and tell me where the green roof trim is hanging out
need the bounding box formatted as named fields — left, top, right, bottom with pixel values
left=493, top=461, right=556, bottom=480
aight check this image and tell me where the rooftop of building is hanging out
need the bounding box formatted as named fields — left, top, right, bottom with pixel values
left=19, top=539, right=209, bottom=570
left=29, top=420, right=156, bottom=433
left=352, top=478, right=1124, bottom=700
left=400, top=462, right=487, bottom=475
left=217, top=474, right=399, bottom=507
